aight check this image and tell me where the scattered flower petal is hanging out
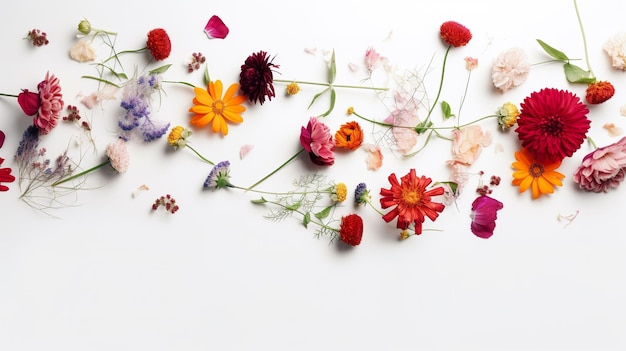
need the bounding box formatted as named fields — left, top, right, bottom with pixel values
left=470, top=195, right=503, bottom=239
left=204, top=15, right=229, bottom=39
left=240, top=144, right=254, bottom=159
left=604, top=123, right=623, bottom=137
left=362, top=143, right=383, bottom=170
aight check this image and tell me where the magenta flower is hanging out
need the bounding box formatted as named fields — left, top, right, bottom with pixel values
left=17, top=90, right=40, bottom=116
left=34, top=72, right=64, bottom=135
left=204, top=15, right=229, bottom=39
left=470, top=195, right=503, bottom=239
left=573, top=137, right=626, bottom=192
left=300, top=117, right=335, bottom=166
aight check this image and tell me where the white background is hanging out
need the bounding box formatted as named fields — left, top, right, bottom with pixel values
left=2, top=1, right=626, bottom=350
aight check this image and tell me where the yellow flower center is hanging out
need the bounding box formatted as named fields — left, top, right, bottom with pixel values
left=529, top=163, right=544, bottom=178
left=212, top=100, right=225, bottom=115
left=401, top=189, right=420, bottom=205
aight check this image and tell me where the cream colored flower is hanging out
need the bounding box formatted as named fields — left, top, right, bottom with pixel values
left=491, top=47, right=530, bottom=93
left=70, top=40, right=97, bottom=62
left=603, top=32, right=626, bottom=70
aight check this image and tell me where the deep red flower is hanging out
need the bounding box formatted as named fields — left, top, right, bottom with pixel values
left=586, top=81, right=615, bottom=104
left=380, top=169, right=445, bottom=234
left=470, top=195, right=503, bottom=239
left=300, top=117, right=335, bottom=166
left=339, top=214, right=363, bottom=246
left=239, top=51, right=279, bottom=105
left=516, top=88, right=590, bottom=163
left=440, top=21, right=472, bottom=47
left=17, top=89, right=40, bottom=116
left=0, top=157, right=16, bottom=192
left=146, top=28, right=171, bottom=61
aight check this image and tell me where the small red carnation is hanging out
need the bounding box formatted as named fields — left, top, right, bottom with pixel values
left=146, top=28, right=171, bottom=61
left=440, top=21, right=472, bottom=47
left=339, top=214, right=363, bottom=246
left=586, top=81, right=615, bottom=104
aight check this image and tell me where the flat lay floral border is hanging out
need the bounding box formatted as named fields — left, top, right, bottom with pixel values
left=2, top=0, right=626, bottom=247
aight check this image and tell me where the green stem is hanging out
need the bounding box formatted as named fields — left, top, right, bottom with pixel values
left=93, top=29, right=118, bottom=36
left=0, top=93, right=18, bottom=98
left=263, top=199, right=340, bottom=232
left=352, top=111, right=394, bottom=128
left=587, top=136, right=598, bottom=150
left=457, top=70, right=472, bottom=126
left=274, top=79, right=388, bottom=91
left=163, top=80, right=196, bottom=88
left=186, top=145, right=214, bottom=165
left=101, top=48, right=147, bottom=65
left=424, top=45, right=451, bottom=125
left=81, top=76, right=121, bottom=88
left=573, top=0, right=594, bottom=77
left=51, top=160, right=110, bottom=187
left=247, top=148, right=305, bottom=190
left=231, top=184, right=332, bottom=196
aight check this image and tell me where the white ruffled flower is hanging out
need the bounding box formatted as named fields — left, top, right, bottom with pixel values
left=70, top=40, right=97, bottom=63
left=491, top=47, right=530, bottom=93
left=603, top=32, right=626, bottom=70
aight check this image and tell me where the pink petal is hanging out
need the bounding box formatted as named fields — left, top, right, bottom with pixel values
left=240, top=144, right=254, bottom=159
left=204, top=15, right=229, bottom=39
left=362, top=143, right=383, bottom=170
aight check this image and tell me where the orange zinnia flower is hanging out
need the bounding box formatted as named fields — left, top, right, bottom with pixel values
left=334, top=121, right=364, bottom=150
left=380, top=169, right=445, bottom=235
left=189, top=80, right=246, bottom=136
left=512, top=148, right=565, bottom=199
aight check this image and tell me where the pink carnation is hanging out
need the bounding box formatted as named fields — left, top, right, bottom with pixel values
left=300, top=117, right=335, bottom=166
left=491, top=47, right=530, bottom=93
left=34, top=72, right=64, bottom=135
left=105, top=139, right=130, bottom=173
left=573, top=137, right=626, bottom=192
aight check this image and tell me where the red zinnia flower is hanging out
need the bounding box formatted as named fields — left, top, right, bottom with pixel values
left=440, top=21, right=472, bottom=47
left=380, top=169, right=446, bottom=234
left=516, top=88, right=590, bottom=163
left=146, top=28, right=171, bottom=61
left=586, top=81, right=615, bottom=104
left=339, top=214, right=363, bottom=246
left=239, top=51, right=279, bottom=105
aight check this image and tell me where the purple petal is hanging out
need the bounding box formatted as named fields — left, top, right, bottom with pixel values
left=0, top=130, right=4, bottom=149
left=470, top=195, right=503, bottom=239
left=204, top=15, right=229, bottom=39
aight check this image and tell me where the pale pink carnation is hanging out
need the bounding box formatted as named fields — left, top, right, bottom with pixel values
left=106, top=139, right=130, bottom=173
left=70, top=40, right=97, bottom=62
left=384, top=91, right=420, bottom=155
left=573, top=137, right=626, bottom=192
left=34, top=71, right=64, bottom=135
left=603, top=32, right=626, bottom=71
left=491, top=47, right=530, bottom=93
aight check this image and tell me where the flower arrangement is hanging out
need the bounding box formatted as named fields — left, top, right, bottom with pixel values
left=1, top=1, right=625, bottom=247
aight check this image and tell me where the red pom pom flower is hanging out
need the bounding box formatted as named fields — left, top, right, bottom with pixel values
left=440, top=21, right=472, bottom=47
left=585, top=81, right=615, bottom=104
left=515, top=88, right=590, bottom=163
left=146, top=28, right=171, bottom=61
left=339, top=214, right=363, bottom=246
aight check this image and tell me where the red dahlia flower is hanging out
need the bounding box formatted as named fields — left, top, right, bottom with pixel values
left=300, top=117, right=335, bottom=166
left=440, top=21, right=472, bottom=47
left=585, top=81, right=615, bottom=104
left=470, top=195, right=503, bottom=239
left=239, top=51, right=279, bottom=105
left=339, top=214, right=363, bottom=246
left=380, top=169, right=445, bottom=234
left=516, top=88, right=590, bottom=163
left=146, top=28, right=171, bottom=61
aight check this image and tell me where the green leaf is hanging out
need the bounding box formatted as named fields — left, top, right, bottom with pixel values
left=414, top=120, right=433, bottom=135
left=149, top=64, right=172, bottom=75
left=81, top=75, right=121, bottom=88
left=204, top=65, right=211, bottom=86
left=303, top=212, right=311, bottom=228
left=563, top=62, right=596, bottom=84
left=286, top=202, right=301, bottom=211
left=317, top=88, right=336, bottom=118
left=441, top=101, right=455, bottom=120
left=314, top=206, right=332, bottom=220
left=536, top=39, right=570, bottom=61
left=436, top=181, right=458, bottom=196
left=307, top=87, right=330, bottom=110
left=251, top=197, right=267, bottom=204
left=328, top=50, right=336, bottom=84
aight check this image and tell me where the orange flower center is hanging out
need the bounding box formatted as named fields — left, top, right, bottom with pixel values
left=212, top=100, right=225, bottom=115
left=401, top=188, right=421, bottom=205
left=529, top=163, right=544, bottom=178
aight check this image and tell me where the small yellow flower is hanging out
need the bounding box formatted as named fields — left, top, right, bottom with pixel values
left=347, top=107, right=355, bottom=115
left=167, top=125, right=191, bottom=148
left=497, top=102, right=519, bottom=130
left=286, top=82, right=300, bottom=95
left=331, top=182, right=348, bottom=202
left=400, top=230, right=411, bottom=241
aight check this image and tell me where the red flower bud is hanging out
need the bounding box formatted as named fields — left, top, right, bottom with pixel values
left=586, top=81, right=615, bottom=104
left=17, top=89, right=40, bottom=116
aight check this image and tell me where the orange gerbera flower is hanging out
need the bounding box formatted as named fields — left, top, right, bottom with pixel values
left=189, top=80, right=246, bottom=136
left=512, top=148, right=565, bottom=199
left=380, top=169, right=445, bottom=234
left=334, top=121, right=364, bottom=150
